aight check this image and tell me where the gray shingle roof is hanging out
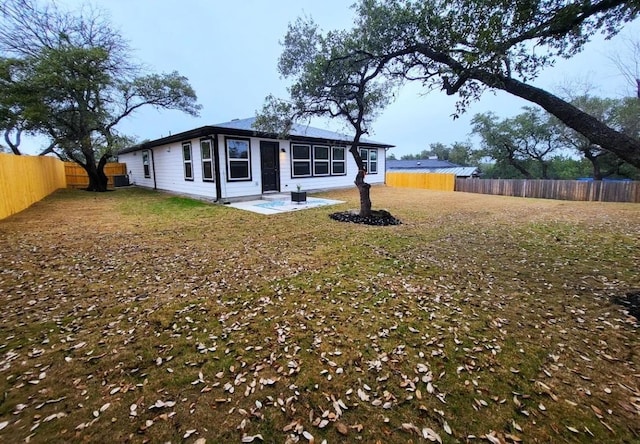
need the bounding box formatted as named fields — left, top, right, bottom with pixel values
left=214, top=117, right=390, bottom=146
left=118, top=117, right=393, bottom=155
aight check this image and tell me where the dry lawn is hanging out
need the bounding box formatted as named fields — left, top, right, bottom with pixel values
left=0, top=186, right=638, bottom=444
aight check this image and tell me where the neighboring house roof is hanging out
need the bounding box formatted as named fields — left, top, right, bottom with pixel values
left=386, top=159, right=480, bottom=177
left=119, top=117, right=393, bottom=155
left=387, top=159, right=460, bottom=169
left=397, top=167, right=480, bottom=176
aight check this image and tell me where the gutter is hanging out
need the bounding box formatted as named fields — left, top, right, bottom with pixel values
left=149, top=148, right=157, bottom=190
left=212, top=134, right=223, bottom=202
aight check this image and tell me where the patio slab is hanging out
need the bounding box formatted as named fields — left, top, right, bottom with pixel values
left=228, top=196, right=344, bottom=215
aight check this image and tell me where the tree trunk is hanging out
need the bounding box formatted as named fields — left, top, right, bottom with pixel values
left=349, top=145, right=372, bottom=217
left=481, top=73, right=640, bottom=168
left=355, top=169, right=372, bottom=217
left=540, top=161, right=549, bottom=180
left=584, top=151, right=602, bottom=180
left=4, top=128, right=23, bottom=155
left=84, top=162, right=108, bottom=191
left=75, top=137, right=109, bottom=192
left=506, top=149, right=533, bottom=179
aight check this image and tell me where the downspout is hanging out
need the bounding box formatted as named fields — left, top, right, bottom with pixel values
left=212, top=134, right=223, bottom=202
left=384, top=147, right=389, bottom=185
left=149, top=148, right=157, bottom=190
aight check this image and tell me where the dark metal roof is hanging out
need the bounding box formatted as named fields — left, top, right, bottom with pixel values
left=118, top=117, right=394, bottom=155
left=387, top=159, right=460, bottom=169
left=393, top=167, right=480, bottom=177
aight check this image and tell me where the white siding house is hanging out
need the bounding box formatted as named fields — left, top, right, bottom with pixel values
left=118, top=117, right=393, bottom=202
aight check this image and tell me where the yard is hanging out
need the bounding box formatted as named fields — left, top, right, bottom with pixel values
left=0, top=186, right=638, bottom=443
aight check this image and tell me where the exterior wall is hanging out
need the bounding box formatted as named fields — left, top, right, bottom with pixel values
left=119, top=150, right=154, bottom=189
left=276, top=142, right=387, bottom=194
left=153, top=138, right=217, bottom=199
left=119, top=134, right=388, bottom=201
left=119, top=138, right=218, bottom=200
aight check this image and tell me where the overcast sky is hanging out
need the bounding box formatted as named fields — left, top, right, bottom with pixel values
left=18, top=0, right=640, bottom=157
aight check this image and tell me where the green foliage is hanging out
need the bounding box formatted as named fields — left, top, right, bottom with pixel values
left=284, top=0, right=640, bottom=168
left=473, top=96, right=640, bottom=179
left=0, top=0, right=200, bottom=190
left=256, top=16, right=395, bottom=161
left=401, top=142, right=483, bottom=166
left=472, top=109, right=562, bottom=179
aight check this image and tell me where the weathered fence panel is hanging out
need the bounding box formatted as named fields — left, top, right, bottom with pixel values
left=65, top=162, right=127, bottom=189
left=386, top=172, right=455, bottom=191
left=0, top=153, right=66, bottom=220
left=455, top=178, right=640, bottom=203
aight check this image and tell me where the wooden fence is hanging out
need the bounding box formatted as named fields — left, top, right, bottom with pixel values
left=0, top=153, right=67, bottom=220
left=386, top=172, right=455, bottom=191
left=455, top=178, right=640, bottom=203
left=65, top=162, right=127, bottom=189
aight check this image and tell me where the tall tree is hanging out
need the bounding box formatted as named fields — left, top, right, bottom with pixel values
left=321, top=0, right=640, bottom=168
left=0, top=0, right=201, bottom=191
left=255, top=18, right=393, bottom=217
left=472, top=108, right=561, bottom=179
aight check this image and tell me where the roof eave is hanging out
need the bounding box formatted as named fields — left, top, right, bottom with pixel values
left=119, top=126, right=394, bottom=155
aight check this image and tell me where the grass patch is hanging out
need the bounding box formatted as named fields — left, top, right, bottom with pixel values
left=0, top=187, right=638, bottom=443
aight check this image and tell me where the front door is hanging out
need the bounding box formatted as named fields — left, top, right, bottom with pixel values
left=260, top=141, right=280, bottom=193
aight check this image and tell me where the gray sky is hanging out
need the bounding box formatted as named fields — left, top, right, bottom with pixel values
left=19, top=0, right=640, bottom=157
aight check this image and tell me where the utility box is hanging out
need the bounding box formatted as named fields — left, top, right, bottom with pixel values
left=113, top=175, right=130, bottom=187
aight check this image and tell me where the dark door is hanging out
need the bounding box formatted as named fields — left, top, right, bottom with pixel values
left=260, top=141, right=280, bottom=192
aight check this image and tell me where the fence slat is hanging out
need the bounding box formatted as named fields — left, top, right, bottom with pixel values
left=454, top=178, right=640, bottom=203
left=385, top=172, right=455, bottom=191
left=0, top=153, right=66, bottom=220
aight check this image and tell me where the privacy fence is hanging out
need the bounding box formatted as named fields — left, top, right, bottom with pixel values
left=385, top=172, right=455, bottom=191
left=455, top=178, right=640, bottom=203
left=65, top=162, right=127, bottom=189
left=385, top=172, right=639, bottom=203
left=0, top=153, right=66, bottom=220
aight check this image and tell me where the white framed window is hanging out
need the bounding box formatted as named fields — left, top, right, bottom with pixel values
left=331, top=146, right=346, bottom=175
left=359, top=148, right=378, bottom=174
left=226, top=137, right=251, bottom=181
left=313, top=145, right=330, bottom=176
left=200, top=139, right=214, bottom=182
left=142, top=150, right=150, bottom=178
left=292, top=144, right=311, bottom=177
left=182, top=143, right=193, bottom=181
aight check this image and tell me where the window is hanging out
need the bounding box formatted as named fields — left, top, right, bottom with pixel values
left=182, top=143, right=193, bottom=180
left=200, top=139, right=214, bottom=182
left=291, top=144, right=347, bottom=177
left=331, top=147, right=346, bottom=175
left=142, top=150, right=150, bottom=178
left=313, top=145, right=330, bottom=176
left=292, top=144, right=311, bottom=177
left=226, top=138, right=251, bottom=181
left=359, top=148, right=378, bottom=174
left=369, top=149, right=378, bottom=173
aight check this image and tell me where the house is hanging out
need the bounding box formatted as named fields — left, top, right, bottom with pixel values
left=117, top=117, right=393, bottom=202
left=386, top=159, right=480, bottom=178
